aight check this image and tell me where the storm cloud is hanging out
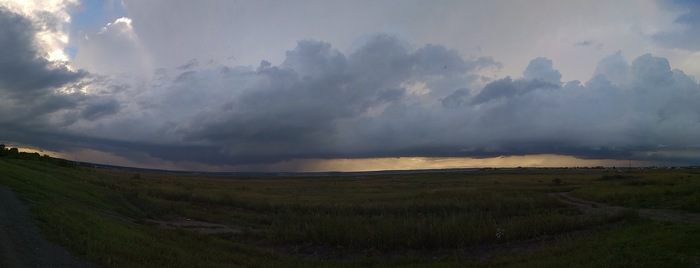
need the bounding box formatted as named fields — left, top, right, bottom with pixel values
left=0, top=7, right=85, bottom=96
left=0, top=7, right=121, bottom=144
left=3, top=1, right=700, bottom=169
left=17, top=35, right=700, bottom=166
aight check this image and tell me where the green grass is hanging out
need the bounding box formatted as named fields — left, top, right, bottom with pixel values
left=1, top=158, right=699, bottom=267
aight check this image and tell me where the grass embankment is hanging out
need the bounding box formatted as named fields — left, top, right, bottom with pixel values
left=1, top=158, right=699, bottom=267
left=0, top=159, right=292, bottom=267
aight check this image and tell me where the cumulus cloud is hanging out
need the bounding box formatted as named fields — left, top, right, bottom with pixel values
left=163, top=35, right=499, bottom=163
left=72, top=17, right=152, bottom=74
left=593, top=51, right=629, bottom=85
left=92, top=40, right=699, bottom=166
left=522, top=57, right=562, bottom=85
left=0, top=6, right=122, bottom=149
left=471, top=77, right=560, bottom=105
left=0, top=7, right=84, bottom=96
left=0, top=0, right=76, bottom=62
left=0, top=6, right=86, bottom=128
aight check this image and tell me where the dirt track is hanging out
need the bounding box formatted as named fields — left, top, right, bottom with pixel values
left=552, top=192, right=700, bottom=224
left=464, top=192, right=700, bottom=260
left=0, top=186, right=93, bottom=268
left=2, top=184, right=698, bottom=267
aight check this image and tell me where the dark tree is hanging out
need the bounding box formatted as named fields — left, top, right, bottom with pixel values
left=552, top=177, right=562, bottom=185
left=8, top=147, right=19, bottom=158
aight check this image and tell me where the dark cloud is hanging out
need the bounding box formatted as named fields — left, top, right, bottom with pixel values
left=174, top=70, right=197, bottom=83
left=575, top=40, right=594, bottom=46
left=471, top=77, right=559, bottom=104
left=0, top=7, right=106, bottom=143
left=0, top=7, right=86, bottom=98
left=336, top=52, right=700, bottom=165
left=176, top=59, right=199, bottom=70
left=158, top=35, right=501, bottom=164
left=3, top=15, right=700, bottom=168
left=81, top=99, right=120, bottom=121
left=575, top=39, right=603, bottom=49
left=441, top=88, right=470, bottom=109
left=0, top=8, right=116, bottom=143
left=653, top=0, right=700, bottom=50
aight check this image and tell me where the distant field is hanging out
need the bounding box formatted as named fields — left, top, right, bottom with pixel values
left=1, top=158, right=699, bottom=267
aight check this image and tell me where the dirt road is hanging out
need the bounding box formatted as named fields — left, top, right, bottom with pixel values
left=0, top=186, right=93, bottom=268
left=552, top=192, right=700, bottom=224
left=465, top=192, right=700, bottom=259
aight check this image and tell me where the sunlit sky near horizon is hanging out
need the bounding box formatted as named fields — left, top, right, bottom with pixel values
left=1, top=0, right=700, bottom=171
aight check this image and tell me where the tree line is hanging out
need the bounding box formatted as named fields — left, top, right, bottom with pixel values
left=0, top=144, right=78, bottom=168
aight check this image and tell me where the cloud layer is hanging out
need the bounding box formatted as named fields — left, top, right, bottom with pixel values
left=2, top=4, right=700, bottom=169
left=654, top=0, right=700, bottom=50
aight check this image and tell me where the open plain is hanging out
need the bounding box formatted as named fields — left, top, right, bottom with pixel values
left=1, top=158, right=699, bottom=267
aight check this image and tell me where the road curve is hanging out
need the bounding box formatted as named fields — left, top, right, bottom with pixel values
left=0, top=186, right=93, bottom=268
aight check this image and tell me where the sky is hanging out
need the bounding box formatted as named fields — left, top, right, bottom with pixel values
left=0, top=0, right=699, bottom=171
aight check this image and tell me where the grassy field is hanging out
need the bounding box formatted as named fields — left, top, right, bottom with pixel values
left=1, top=158, right=699, bottom=267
